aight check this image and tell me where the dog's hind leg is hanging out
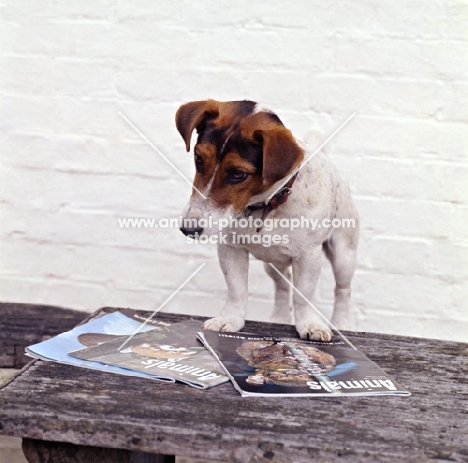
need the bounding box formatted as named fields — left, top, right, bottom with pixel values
left=264, top=262, right=293, bottom=324
left=323, top=220, right=359, bottom=330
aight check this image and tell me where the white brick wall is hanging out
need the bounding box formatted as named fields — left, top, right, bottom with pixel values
left=1, top=0, right=467, bottom=342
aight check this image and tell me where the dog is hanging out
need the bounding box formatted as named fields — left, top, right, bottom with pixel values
left=176, top=99, right=359, bottom=341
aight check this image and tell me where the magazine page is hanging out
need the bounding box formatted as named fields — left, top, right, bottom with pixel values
left=70, top=320, right=229, bottom=389
left=198, top=331, right=411, bottom=397
left=26, top=309, right=174, bottom=381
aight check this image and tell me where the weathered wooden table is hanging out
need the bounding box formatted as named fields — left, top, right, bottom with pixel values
left=0, top=306, right=467, bottom=463
left=0, top=302, right=86, bottom=369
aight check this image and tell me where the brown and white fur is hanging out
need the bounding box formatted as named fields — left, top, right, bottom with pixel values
left=176, top=99, right=359, bottom=341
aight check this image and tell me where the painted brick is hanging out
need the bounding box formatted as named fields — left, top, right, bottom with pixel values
left=118, top=101, right=189, bottom=149
left=452, top=281, right=468, bottom=322
left=116, top=0, right=180, bottom=24
left=240, top=71, right=310, bottom=111
left=0, top=95, right=123, bottom=140
left=0, top=0, right=116, bottom=20
left=177, top=0, right=310, bottom=29
left=363, top=236, right=432, bottom=275
left=355, top=197, right=465, bottom=240
left=351, top=158, right=468, bottom=203
left=353, top=273, right=453, bottom=318
left=0, top=276, right=49, bottom=305
left=309, top=74, right=441, bottom=119
left=0, top=0, right=467, bottom=344
left=0, top=19, right=116, bottom=59
left=439, top=82, right=468, bottom=123
left=307, top=0, right=468, bottom=41
left=333, top=116, right=468, bottom=161
left=0, top=167, right=192, bottom=215
left=429, top=242, right=468, bottom=278
left=0, top=56, right=116, bottom=99
left=335, top=36, right=468, bottom=80
left=1, top=133, right=182, bottom=179
left=421, top=318, right=468, bottom=343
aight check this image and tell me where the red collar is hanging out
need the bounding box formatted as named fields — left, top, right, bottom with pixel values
left=244, top=173, right=298, bottom=232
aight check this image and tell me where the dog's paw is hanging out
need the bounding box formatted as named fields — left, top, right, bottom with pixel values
left=296, top=321, right=333, bottom=342
left=201, top=316, right=245, bottom=333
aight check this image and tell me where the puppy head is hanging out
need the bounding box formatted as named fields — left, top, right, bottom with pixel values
left=176, top=99, right=304, bottom=234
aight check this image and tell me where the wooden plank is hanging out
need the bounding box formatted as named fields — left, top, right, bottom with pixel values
left=22, top=438, right=172, bottom=463
left=1, top=309, right=467, bottom=462
left=0, top=303, right=87, bottom=368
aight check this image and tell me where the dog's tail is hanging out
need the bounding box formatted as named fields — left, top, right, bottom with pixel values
left=303, top=127, right=327, bottom=154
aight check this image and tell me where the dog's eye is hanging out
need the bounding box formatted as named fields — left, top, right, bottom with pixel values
left=226, top=169, right=249, bottom=185
left=194, top=153, right=203, bottom=173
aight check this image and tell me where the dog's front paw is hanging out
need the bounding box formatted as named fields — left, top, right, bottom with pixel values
left=295, top=320, right=333, bottom=342
left=201, top=316, right=245, bottom=333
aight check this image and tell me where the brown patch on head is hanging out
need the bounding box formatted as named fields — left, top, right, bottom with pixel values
left=175, top=99, right=257, bottom=151
left=209, top=151, right=264, bottom=214
left=239, top=112, right=304, bottom=187
left=187, top=141, right=218, bottom=200
left=175, top=99, right=220, bottom=152
left=176, top=100, right=304, bottom=215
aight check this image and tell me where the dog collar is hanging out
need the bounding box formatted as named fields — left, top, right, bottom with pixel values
left=244, top=173, right=298, bottom=232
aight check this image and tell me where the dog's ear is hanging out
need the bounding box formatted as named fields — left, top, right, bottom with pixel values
left=175, top=99, right=220, bottom=152
left=255, top=127, right=304, bottom=187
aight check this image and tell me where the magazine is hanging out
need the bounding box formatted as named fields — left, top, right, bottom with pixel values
left=70, top=319, right=229, bottom=389
left=198, top=331, right=411, bottom=397
left=26, top=309, right=176, bottom=381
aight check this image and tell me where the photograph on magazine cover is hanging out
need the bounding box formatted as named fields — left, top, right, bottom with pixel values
left=26, top=309, right=174, bottom=381
left=199, top=331, right=410, bottom=397
left=71, top=319, right=229, bottom=389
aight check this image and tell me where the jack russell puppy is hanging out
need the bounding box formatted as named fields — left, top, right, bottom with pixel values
left=176, top=99, right=359, bottom=341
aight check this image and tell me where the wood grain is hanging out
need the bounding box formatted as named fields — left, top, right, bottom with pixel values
left=1, top=308, right=467, bottom=462
left=0, top=303, right=86, bottom=368
left=22, top=438, right=172, bottom=463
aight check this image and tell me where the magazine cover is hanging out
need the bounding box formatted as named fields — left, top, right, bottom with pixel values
left=198, top=331, right=411, bottom=397
left=26, top=309, right=175, bottom=381
left=70, top=320, right=229, bottom=389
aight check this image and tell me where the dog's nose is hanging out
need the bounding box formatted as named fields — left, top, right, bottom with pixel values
left=180, top=226, right=203, bottom=237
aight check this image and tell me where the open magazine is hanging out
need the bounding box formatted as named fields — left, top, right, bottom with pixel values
left=70, top=319, right=229, bottom=389
left=26, top=309, right=176, bottom=381
left=198, top=331, right=411, bottom=397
